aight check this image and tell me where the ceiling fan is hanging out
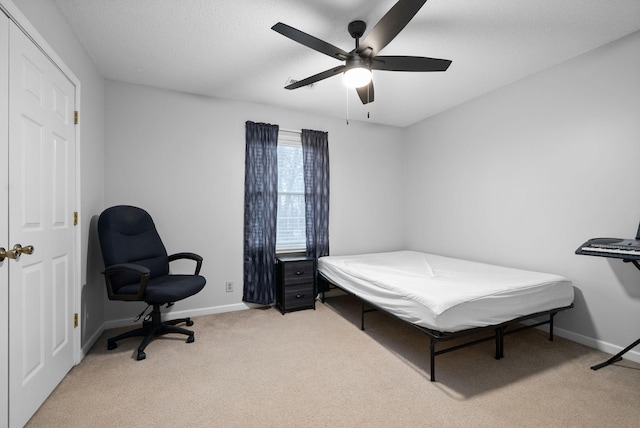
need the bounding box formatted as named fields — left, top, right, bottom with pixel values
left=271, top=0, right=452, bottom=105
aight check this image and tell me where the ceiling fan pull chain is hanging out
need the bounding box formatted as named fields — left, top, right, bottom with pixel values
left=346, top=86, right=350, bottom=125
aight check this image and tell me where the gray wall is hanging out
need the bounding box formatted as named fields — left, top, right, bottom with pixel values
left=403, top=30, right=640, bottom=359
left=103, top=80, right=406, bottom=323
left=12, top=0, right=640, bottom=363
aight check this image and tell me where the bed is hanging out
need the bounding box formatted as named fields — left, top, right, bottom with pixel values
left=317, top=250, right=574, bottom=381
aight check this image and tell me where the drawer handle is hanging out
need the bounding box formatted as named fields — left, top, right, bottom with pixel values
left=295, top=294, right=305, bottom=299
left=295, top=271, right=304, bottom=275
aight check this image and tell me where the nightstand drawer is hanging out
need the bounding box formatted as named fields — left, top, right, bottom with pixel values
left=283, top=284, right=315, bottom=309
left=281, top=260, right=315, bottom=285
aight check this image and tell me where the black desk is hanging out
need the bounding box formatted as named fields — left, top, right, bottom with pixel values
left=576, top=237, right=640, bottom=370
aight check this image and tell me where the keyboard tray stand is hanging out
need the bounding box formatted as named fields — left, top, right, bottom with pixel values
left=576, top=238, right=640, bottom=370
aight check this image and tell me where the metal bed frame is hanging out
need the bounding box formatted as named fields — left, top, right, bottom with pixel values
left=319, top=274, right=573, bottom=382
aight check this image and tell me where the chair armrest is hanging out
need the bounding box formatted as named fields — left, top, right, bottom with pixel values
left=102, top=263, right=151, bottom=301
left=104, top=263, right=151, bottom=276
left=168, top=252, right=203, bottom=275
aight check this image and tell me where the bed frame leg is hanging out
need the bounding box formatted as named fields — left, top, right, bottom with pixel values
left=495, top=327, right=505, bottom=359
left=361, top=302, right=365, bottom=331
left=430, top=338, right=436, bottom=382
left=549, top=313, right=555, bottom=341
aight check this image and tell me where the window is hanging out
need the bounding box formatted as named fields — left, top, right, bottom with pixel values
left=276, top=131, right=306, bottom=252
left=244, top=121, right=329, bottom=303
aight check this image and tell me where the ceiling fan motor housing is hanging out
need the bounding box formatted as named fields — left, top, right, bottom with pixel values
left=345, top=55, right=370, bottom=71
left=348, top=20, right=367, bottom=39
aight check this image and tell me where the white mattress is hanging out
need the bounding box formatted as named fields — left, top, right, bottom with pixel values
left=318, top=251, right=574, bottom=332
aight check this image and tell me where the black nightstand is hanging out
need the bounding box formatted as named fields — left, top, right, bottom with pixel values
left=275, top=255, right=316, bottom=314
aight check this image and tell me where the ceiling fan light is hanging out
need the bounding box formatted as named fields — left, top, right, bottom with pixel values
left=343, top=67, right=372, bottom=88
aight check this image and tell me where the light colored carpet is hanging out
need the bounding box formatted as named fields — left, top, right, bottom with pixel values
left=27, top=295, right=640, bottom=427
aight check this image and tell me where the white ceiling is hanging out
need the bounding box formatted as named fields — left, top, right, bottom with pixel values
left=51, top=0, right=640, bottom=127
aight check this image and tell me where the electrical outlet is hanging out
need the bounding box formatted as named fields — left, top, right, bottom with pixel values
left=225, top=281, right=234, bottom=293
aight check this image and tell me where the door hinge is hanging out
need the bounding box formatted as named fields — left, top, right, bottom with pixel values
left=74, top=313, right=79, bottom=328
left=74, top=110, right=78, bottom=125
left=73, top=211, right=78, bottom=226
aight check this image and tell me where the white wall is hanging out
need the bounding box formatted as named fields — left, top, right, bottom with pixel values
left=17, top=0, right=638, bottom=364
left=403, top=31, right=640, bottom=360
left=104, top=80, right=405, bottom=323
left=9, top=0, right=106, bottom=352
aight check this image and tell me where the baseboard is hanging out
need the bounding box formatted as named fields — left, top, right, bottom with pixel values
left=102, top=302, right=250, bottom=330
left=83, top=302, right=640, bottom=367
left=79, top=324, right=106, bottom=361
left=524, top=321, right=640, bottom=365
left=553, top=326, right=640, bottom=365
left=79, top=303, right=250, bottom=362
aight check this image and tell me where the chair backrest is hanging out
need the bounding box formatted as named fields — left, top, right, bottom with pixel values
left=98, top=205, right=169, bottom=291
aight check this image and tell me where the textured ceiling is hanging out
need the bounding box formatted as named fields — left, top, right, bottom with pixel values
left=52, top=0, right=640, bottom=127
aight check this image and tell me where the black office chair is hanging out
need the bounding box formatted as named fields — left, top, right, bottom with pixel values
left=98, top=205, right=206, bottom=360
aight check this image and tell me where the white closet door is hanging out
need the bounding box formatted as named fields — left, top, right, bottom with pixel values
left=7, top=20, right=76, bottom=428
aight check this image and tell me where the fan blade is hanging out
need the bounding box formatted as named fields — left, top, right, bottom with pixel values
left=285, top=65, right=345, bottom=89
left=371, top=55, right=451, bottom=72
left=272, top=22, right=350, bottom=60
left=358, top=0, right=427, bottom=57
left=356, top=81, right=375, bottom=104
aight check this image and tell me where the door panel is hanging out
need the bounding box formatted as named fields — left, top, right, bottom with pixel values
left=8, top=21, right=75, bottom=427
left=21, top=264, right=44, bottom=383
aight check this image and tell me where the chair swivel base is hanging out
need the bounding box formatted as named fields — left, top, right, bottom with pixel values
left=107, top=305, right=195, bottom=360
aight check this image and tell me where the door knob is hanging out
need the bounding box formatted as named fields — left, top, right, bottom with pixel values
left=0, top=247, right=15, bottom=261
left=18, top=244, right=34, bottom=256
left=0, top=244, right=34, bottom=262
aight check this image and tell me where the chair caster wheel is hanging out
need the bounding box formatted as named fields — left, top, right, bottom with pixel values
left=136, top=351, right=146, bottom=361
left=186, top=319, right=194, bottom=326
left=107, top=340, right=117, bottom=350
left=186, top=334, right=195, bottom=343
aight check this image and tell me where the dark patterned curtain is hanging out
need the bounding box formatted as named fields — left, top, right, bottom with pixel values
left=243, top=121, right=279, bottom=305
left=301, top=129, right=330, bottom=291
